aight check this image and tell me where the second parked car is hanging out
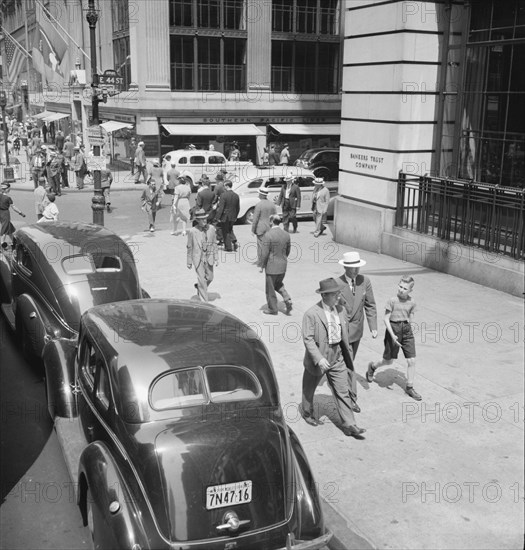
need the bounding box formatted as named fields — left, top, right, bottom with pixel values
left=294, top=147, right=340, bottom=181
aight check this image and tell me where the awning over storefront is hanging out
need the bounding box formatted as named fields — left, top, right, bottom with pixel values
left=33, top=111, right=53, bottom=120
left=269, top=123, right=341, bottom=135
left=42, top=112, right=70, bottom=122
left=162, top=124, right=265, bottom=136
left=101, top=120, right=134, bottom=133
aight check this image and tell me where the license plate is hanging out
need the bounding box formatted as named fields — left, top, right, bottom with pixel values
left=206, top=480, right=252, bottom=510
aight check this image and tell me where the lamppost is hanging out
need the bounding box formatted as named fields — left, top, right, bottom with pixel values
left=0, top=90, right=13, bottom=184
left=86, top=0, right=104, bottom=225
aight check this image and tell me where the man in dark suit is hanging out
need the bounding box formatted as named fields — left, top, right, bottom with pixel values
left=259, top=214, right=292, bottom=315
left=337, top=251, right=378, bottom=411
left=251, top=188, right=277, bottom=267
left=195, top=176, right=215, bottom=222
left=215, top=180, right=240, bottom=252
left=301, top=278, right=366, bottom=438
left=277, top=175, right=301, bottom=233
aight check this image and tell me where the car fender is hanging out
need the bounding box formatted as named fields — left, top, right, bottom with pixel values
left=288, top=427, right=326, bottom=539
left=180, top=169, right=195, bottom=187
left=0, top=254, right=12, bottom=304
left=78, top=441, right=154, bottom=550
left=42, top=337, right=78, bottom=419
left=15, top=293, right=57, bottom=359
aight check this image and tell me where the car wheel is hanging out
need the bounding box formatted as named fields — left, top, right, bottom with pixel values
left=15, top=311, right=37, bottom=364
left=86, top=488, right=97, bottom=550
left=242, top=208, right=255, bottom=225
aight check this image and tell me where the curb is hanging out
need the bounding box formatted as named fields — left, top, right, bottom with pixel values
left=322, top=500, right=375, bottom=550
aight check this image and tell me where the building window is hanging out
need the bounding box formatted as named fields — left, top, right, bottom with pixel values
left=272, top=0, right=340, bottom=35
left=457, top=0, right=525, bottom=187
left=111, top=0, right=130, bottom=88
left=272, top=40, right=339, bottom=94
left=170, top=0, right=246, bottom=30
left=113, top=36, right=131, bottom=89
left=111, top=0, right=129, bottom=33
left=169, top=0, right=246, bottom=91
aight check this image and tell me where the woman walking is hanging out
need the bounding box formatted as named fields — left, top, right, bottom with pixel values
left=171, top=177, right=191, bottom=236
left=1, top=183, right=26, bottom=249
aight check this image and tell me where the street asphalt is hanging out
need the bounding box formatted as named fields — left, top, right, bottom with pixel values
left=5, top=160, right=525, bottom=549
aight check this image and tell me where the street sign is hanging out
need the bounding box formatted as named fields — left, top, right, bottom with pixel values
left=86, top=155, right=107, bottom=171
left=98, top=70, right=125, bottom=96
left=87, top=125, right=105, bottom=146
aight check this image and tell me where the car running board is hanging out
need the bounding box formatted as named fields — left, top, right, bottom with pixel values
left=55, top=416, right=88, bottom=498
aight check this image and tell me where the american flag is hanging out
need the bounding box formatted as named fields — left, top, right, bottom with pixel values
left=4, top=32, right=26, bottom=84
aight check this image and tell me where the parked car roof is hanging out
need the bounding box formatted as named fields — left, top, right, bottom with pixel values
left=81, top=299, right=280, bottom=423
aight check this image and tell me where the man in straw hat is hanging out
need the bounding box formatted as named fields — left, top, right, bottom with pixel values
left=251, top=187, right=277, bottom=267
left=337, top=251, right=377, bottom=410
left=301, top=278, right=366, bottom=438
left=134, top=140, right=148, bottom=184
left=277, top=174, right=301, bottom=233
left=187, top=208, right=218, bottom=302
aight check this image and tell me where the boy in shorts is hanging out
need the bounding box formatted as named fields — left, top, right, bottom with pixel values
left=366, top=275, right=421, bottom=401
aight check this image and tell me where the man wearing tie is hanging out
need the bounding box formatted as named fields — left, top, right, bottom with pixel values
left=337, top=251, right=378, bottom=411
left=301, top=278, right=366, bottom=438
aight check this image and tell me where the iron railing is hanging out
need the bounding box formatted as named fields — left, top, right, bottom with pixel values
left=395, top=172, right=525, bottom=260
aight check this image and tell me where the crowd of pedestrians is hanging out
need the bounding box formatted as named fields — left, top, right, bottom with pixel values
left=2, top=120, right=423, bottom=440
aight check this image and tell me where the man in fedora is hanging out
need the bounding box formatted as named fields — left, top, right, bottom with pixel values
left=260, top=214, right=293, bottom=315
left=251, top=187, right=277, bottom=267
left=337, top=251, right=377, bottom=408
left=187, top=208, right=219, bottom=302
left=301, top=278, right=366, bottom=438
left=277, top=175, right=301, bottom=233
left=312, top=176, right=330, bottom=237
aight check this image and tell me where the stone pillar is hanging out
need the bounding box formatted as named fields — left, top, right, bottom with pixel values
left=335, top=1, right=463, bottom=252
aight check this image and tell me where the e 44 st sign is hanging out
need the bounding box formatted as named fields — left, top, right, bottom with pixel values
left=98, top=70, right=125, bottom=95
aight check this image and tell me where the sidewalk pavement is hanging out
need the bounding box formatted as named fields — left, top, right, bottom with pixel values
left=6, top=150, right=524, bottom=549
left=4, top=150, right=147, bottom=192
left=120, top=221, right=523, bottom=550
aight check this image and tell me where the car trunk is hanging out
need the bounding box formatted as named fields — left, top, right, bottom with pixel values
left=151, top=416, right=290, bottom=543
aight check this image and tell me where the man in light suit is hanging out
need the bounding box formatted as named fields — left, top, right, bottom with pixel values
left=187, top=209, right=218, bottom=302
left=260, top=214, right=292, bottom=315
left=277, top=175, right=301, bottom=233
left=337, top=251, right=378, bottom=411
left=251, top=188, right=277, bottom=267
left=301, top=278, right=366, bottom=438
left=312, top=177, right=330, bottom=237
left=215, top=180, right=240, bottom=252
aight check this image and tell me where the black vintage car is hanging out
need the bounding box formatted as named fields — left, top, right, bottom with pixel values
left=0, top=221, right=147, bottom=360
left=294, top=148, right=340, bottom=182
left=45, top=299, right=332, bottom=550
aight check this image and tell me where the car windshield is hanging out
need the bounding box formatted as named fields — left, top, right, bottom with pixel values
left=297, top=150, right=316, bottom=161
left=150, top=365, right=262, bottom=410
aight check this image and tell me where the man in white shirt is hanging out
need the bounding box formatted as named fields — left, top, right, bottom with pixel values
left=301, top=278, right=366, bottom=438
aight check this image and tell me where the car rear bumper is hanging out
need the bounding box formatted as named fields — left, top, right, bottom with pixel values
left=278, top=531, right=333, bottom=550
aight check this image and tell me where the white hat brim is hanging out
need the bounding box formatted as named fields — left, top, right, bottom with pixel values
left=339, top=259, right=366, bottom=267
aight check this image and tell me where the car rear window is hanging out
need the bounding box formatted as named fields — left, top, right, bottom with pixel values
left=150, top=365, right=262, bottom=410
left=61, top=254, right=122, bottom=275
left=297, top=150, right=316, bottom=161
left=208, top=155, right=225, bottom=164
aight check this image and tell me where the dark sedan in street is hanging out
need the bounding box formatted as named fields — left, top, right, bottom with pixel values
left=0, top=221, right=147, bottom=361
left=45, top=299, right=332, bottom=550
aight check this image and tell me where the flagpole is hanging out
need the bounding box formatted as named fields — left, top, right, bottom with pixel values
left=0, top=27, right=32, bottom=58
left=34, top=0, right=92, bottom=67
left=23, top=1, right=31, bottom=118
